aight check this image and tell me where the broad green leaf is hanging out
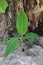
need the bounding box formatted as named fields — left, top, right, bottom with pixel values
left=0, top=0, right=8, bottom=13
left=16, top=10, right=28, bottom=36
left=4, top=37, right=19, bottom=57
left=25, top=32, right=39, bottom=42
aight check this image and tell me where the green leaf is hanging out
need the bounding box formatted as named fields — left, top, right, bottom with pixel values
left=0, top=0, right=8, bottom=13
left=25, top=32, right=39, bottom=42
left=16, top=10, right=28, bottom=36
left=4, top=37, right=19, bottom=57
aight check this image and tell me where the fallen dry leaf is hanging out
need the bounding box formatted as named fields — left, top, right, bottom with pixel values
left=32, top=4, right=42, bottom=19
left=41, top=5, right=43, bottom=11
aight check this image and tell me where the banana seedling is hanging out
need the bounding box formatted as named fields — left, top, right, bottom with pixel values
left=4, top=10, right=39, bottom=57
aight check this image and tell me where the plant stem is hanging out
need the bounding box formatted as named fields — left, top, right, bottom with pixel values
left=20, top=37, right=24, bottom=48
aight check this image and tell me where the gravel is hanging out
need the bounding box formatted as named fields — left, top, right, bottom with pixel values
left=0, top=37, right=43, bottom=65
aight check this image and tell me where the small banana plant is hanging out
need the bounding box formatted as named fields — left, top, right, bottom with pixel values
left=4, top=10, right=39, bottom=57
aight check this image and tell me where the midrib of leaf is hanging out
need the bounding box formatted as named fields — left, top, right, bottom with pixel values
left=20, top=12, right=23, bottom=35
